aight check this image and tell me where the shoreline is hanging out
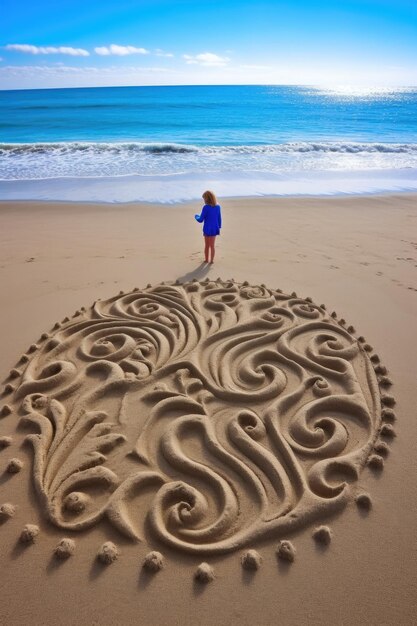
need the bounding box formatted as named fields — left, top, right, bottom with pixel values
left=1, top=190, right=417, bottom=209
left=1, top=168, right=417, bottom=204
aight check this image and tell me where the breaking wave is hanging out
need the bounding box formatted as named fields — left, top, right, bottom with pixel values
left=2, top=141, right=417, bottom=157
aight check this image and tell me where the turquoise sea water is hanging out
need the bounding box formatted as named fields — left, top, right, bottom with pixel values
left=0, top=84, right=417, bottom=201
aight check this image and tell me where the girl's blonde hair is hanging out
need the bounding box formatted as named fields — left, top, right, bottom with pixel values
left=202, top=190, right=217, bottom=206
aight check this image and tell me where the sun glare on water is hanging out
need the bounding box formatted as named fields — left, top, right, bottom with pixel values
left=312, top=85, right=412, bottom=98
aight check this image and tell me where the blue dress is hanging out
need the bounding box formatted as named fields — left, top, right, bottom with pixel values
left=195, top=204, right=222, bottom=236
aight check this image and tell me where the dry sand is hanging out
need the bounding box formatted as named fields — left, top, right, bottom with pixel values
left=0, top=194, right=416, bottom=625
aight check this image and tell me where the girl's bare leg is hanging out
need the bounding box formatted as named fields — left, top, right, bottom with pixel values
left=204, top=236, right=210, bottom=263
left=208, top=236, right=216, bottom=263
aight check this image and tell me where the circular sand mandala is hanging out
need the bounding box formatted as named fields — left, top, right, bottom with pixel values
left=1, top=280, right=394, bottom=554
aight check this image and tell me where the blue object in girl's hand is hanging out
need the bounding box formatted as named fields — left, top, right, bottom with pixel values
left=194, top=214, right=200, bottom=220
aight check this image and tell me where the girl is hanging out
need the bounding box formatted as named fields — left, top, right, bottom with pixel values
left=194, top=190, right=222, bottom=264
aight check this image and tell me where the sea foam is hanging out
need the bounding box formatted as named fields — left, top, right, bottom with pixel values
left=1, top=141, right=417, bottom=189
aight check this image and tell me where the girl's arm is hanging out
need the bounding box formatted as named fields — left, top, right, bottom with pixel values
left=194, top=205, right=207, bottom=223
left=218, top=206, right=222, bottom=229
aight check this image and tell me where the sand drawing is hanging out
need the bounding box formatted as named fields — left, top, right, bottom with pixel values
left=195, top=562, right=215, bottom=583
left=276, top=540, right=296, bottom=562
left=1, top=280, right=394, bottom=555
left=241, top=549, right=262, bottom=570
left=97, top=541, right=119, bottom=564
left=355, top=493, right=372, bottom=510
left=54, top=537, right=76, bottom=559
left=143, top=550, right=165, bottom=572
left=19, top=524, right=40, bottom=544
left=312, top=525, right=332, bottom=545
left=0, top=503, right=16, bottom=522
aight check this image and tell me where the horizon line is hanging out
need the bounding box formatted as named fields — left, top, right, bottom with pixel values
left=1, top=82, right=417, bottom=93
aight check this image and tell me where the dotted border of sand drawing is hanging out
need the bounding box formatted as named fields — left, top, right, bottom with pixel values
left=1, top=279, right=395, bottom=558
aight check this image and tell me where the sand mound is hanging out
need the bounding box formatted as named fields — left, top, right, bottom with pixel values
left=0, top=280, right=389, bottom=555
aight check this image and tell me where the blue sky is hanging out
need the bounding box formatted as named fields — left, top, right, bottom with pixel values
left=1, top=0, right=417, bottom=89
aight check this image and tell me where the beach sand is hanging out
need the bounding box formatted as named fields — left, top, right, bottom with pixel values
left=0, top=194, right=416, bottom=625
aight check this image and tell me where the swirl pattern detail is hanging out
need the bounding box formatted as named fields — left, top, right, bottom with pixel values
left=5, top=281, right=385, bottom=553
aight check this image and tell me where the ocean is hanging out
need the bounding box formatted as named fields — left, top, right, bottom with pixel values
left=1, top=84, right=417, bottom=202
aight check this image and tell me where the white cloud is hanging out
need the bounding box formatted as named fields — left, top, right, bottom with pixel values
left=5, top=44, right=89, bottom=56
left=183, top=52, right=230, bottom=67
left=94, top=44, right=149, bottom=56
left=0, top=64, right=173, bottom=75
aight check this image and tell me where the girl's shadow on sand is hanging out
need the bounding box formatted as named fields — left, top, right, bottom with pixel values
left=176, top=262, right=211, bottom=284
